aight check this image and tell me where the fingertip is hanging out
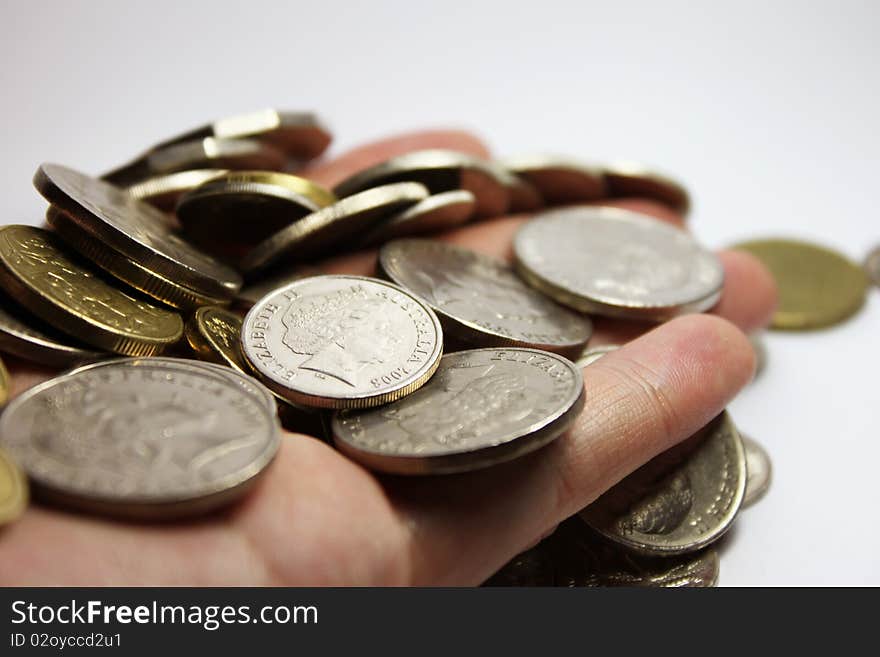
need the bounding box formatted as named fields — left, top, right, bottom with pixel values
left=714, top=250, right=779, bottom=332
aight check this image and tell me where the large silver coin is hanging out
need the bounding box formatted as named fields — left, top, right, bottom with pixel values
left=333, top=149, right=509, bottom=218
left=514, top=207, right=724, bottom=320
left=379, top=239, right=592, bottom=358
left=361, top=190, right=476, bottom=245
left=241, top=275, right=443, bottom=409
left=332, top=347, right=585, bottom=474
left=499, top=155, right=606, bottom=204
left=578, top=411, right=746, bottom=555
left=602, top=161, right=691, bottom=216
left=741, top=434, right=772, bottom=509
left=0, top=358, right=281, bottom=519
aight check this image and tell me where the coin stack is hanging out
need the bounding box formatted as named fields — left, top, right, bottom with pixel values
left=0, top=108, right=783, bottom=587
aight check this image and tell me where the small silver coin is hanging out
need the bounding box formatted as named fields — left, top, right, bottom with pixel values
left=574, top=344, right=619, bottom=369
left=241, top=275, right=443, bottom=409
left=602, top=161, right=691, bottom=216
left=749, top=333, right=768, bottom=379
left=741, top=434, right=772, bottom=509
left=379, top=239, right=592, bottom=358
left=499, top=154, right=606, bottom=204
left=332, top=347, right=585, bottom=475
left=0, top=358, right=281, bottom=519
left=514, top=206, right=724, bottom=320
left=333, top=149, right=509, bottom=218
left=864, top=245, right=880, bottom=289
left=361, top=190, right=476, bottom=245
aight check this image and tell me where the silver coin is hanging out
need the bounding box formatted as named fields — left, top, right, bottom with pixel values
left=241, top=275, right=443, bottom=409
left=240, top=183, right=428, bottom=276
left=514, top=206, right=724, bottom=320
left=486, top=162, right=544, bottom=213
left=126, top=168, right=229, bottom=213
left=361, top=190, right=476, bottom=245
left=864, top=245, right=880, bottom=289
left=602, top=161, right=691, bottom=216
left=499, top=154, right=606, bottom=204
left=574, top=344, right=619, bottom=369
left=749, top=332, right=767, bottom=379
left=333, top=149, right=509, bottom=218
left=0, top=358, right=281, bottom=519
left=378, top=239, right=592, bottom=358
left=741, top=434, right=772, bottom=509
left=332, top=347, right=585, bottom=475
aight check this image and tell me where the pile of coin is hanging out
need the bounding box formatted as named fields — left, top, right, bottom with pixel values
left=0, top=108, right=782, bottom=587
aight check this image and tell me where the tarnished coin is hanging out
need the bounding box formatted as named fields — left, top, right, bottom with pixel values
left=103, top=137, right=286, bottom=186
left=361, top=190, right=476, bottom=245
left=241, top=183, right=428, bottom=276
left=242, top=275, right=443, bottom=409
left=36, top=163, right=242, bottom=304
left=0, top=358, right=281, bottom=519
left=733, top=238, right=868, bottom=330
left=866, top=245, right=880, bottom=289
left=578, top=411, right=746, bottom=555
left=0, top=447, right=28, bottom=526
left=0, top=226, right=183, bottom=356
left=514, top=207, right=724, bottom=320
left=499, top=155, right=606, bottom=204
left=127, top=168, right=228, bottom=212
left=483, top=544, right=555, bottom=586
left=379, top=240, right=592, bottom=358
left=332, top=347, right=585, bottom=474
left=487, top=163, right=544, bottom=213
left=741, top=434, right=772, bottom=509
left=333, top=149, right=509, bottom=218
left=0, top=355, right=8, bottom=407
left=602, top=161, right=691, bottom=216
left=575, top=344, right=619, bottom=369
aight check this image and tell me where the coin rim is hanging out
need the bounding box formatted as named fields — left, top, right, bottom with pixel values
left=0, top=446, right=29, bottom=525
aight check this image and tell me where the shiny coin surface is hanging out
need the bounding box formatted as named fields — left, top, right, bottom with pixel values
left=0, top=355, right=8, bottom=407
left=186, top=306, right=249, bottom=373
left=749, top=333, right=767, bottom=379
left=0, top=226, right=183, bottom=356
left=741, top=434, right=772, bottom=509
left=499, top=155, right=606, bottom=204
left=36, top=163, right=242, bottom=303
left=866, top=245, right=880, bottom=289
left=362, top=190, right=476, bottom=245
left=241, top=183, right=427, bottom=276
left=242, top=275, right=443, bottom=409
left=0, top=358, right=281, bottom=519
left=379, top=239, right=592, bottom=358
left=733, top=238, right=868, bottom=330
left=127, top=168, right=228, bottom=212
left=514, top=207, right=724, bottom=320
left=0, top=447, right=28, bottom=526
left=332, top=347, right=585, bottom=474
left=483, top=544, right=555, bottom=586
left=333, top=149, right=508, bottom=218
left=575, top=344, right=619, bottom=369
left=602, top=161, right=691, bottom=216
left=579, top=411, right=745, bottom=555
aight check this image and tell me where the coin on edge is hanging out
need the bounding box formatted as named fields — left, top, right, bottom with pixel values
left=0, top=225, right=183, bottom=356
left=242, top=275, right=443, bottom=409
left=733, top=238, right=868, bottom=330
left=0, top=355, right=8, bottom=407
left=379, top=239, right=592, bottom=358
left=514, top=206, right=724, bottom=320
left=578, top=411, right=746, bottom=555
left=602, top=161, right=691, bottom=216
left=0, top=358, right=281, bottom=519
left=749, top=332, right=767, bottom=379
left=499, top=154, right=606, bottom=204
left=127, top=168, right=228, bottom=212
left=487, top=162, right=544, bottom=213
left=741, top=434, right=772, bottom=509
left=362, top=190, right=476, bottom=245
left=0, top=447, right=28, bottom=526
left=332, top=347, right=585, bottom=475
left=574, top=344, right=619, bottom=369
left=865, top=245, right=880, bottom=289
left=186, top=306, right=250, bottom=372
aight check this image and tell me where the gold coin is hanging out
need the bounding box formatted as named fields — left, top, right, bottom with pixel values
left=0, top=355, right=8, bottom=407
left=602, top=161, right=691, bottom=216
left=127, top=168, right=228, bottom=212
left=0, top=447, right=28, bottom=526
left=733, top=238, right=868, bottom=330
left=0, top=226, right=183, bottom=356
left=185, top=306, right=249, bottom=372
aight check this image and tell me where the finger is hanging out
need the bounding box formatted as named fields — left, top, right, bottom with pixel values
left=1, top=355, right=59, bottom=398
left=712, top=250, right=778, bottom=332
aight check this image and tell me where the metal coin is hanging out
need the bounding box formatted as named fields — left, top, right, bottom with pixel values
left=499, top=155, right=606, bottom=204
left=749, top=332, right=767, bottom=379
left=732, top=238, right=868, bottom=330
left=0, top=355, right=8, bottom=407
left=361, top=190, right=476, bottom=245
left=483, top=543, right=555, bottom=586
left=741, top=434, right=772, bottom=509
left=514, top=207, right=724, bottom=320
left=866, top=245, right=880, bottom=289
left=332, top=347, right=585, bottom=475
left=0, top=359, right=280, bottom=520
left=333, top=149, right=509, bottom=218
left=378, top=239, right=592, bottom=358
left=578, top=411, right=746, bottom=555
left=602, top=161, right=691, bottom=216
left=0, top=447, right=28, bottom=526
left=186, top=306, right=250, bottom=372
left=36, top=163, right=242, bottom=302
left=126, top=168, right=228, bottom=212
left=240, top=183, right=428, bottom=276
left=103, top=137, right=286, bottom=186
left=574, top=344, right=619, bottom=369
left=487, top=162, right=544, bottom=213
left=242, top=275, right=443, bottom=409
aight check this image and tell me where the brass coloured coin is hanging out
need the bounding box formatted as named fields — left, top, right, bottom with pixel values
left=0, top=447, right=28, bottom=526
left=603, top=161, right=691, bottom=216
left=499, top=154, right=606, bottom=204
left=186, top=306, right=250, bottom=373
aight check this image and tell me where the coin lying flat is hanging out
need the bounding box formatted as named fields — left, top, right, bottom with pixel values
left=866, top=245, right=880, bottom=289
left=578, top=411, right=746, bottom=555
left=514, top=207, right=724, bottom=320
left=36, top=163, right=242, bottom=304
left=240, top=183, right=428, bottom=276
left=602, top=161, right=691, bottom=216
left=361, top=190, right=476, bottom=245
left=0, top=447, right=28, bottom=526
left=0, top=355, right=8, bottom=407
left=733, top=238, right=868, bottom=330
left=741, top=434, right=772, bottom=509
left=499, top=155, right=606, bottom=204
left=242, top=275, right=443, bottom=409
left=333, top=149, right=509, bottom=218
left=0, top=358, right=281, bottom=520
left=0, top=226, right=183, bottom=356
left=186, top=306, right=250, bottom=373
left=575, top=344, right=619, bottom=369
left=332, top=347, right=585, bottom=474
left=379, top=240, right=592, bottom=358
left=483, top=544, right=555, bottom=586
left=127, top=168, right=228, bottom=213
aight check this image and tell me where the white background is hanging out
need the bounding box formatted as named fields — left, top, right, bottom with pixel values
left=1, top=1, right=877, bottom=585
